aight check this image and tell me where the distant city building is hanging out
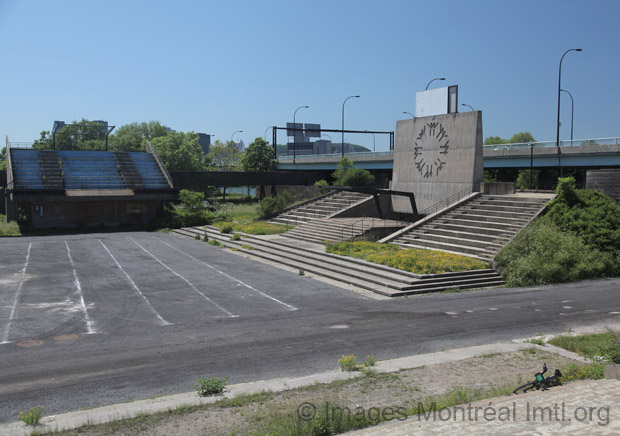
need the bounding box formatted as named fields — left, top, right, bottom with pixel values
left=332, top=143, right=356, bottom=153
left=286, top=122, right=330, bottom=155
left=234, top=139, right=245, bottom=152
left=313, top=140, right=332, bottom=154
left=197, top=133, right=211, bottom=154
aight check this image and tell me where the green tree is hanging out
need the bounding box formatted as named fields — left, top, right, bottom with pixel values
left=50, top=119, right=108, bottom=150
left=508, top=132, right=536, bottom=143
left=332, top=157, right=375, bottom=187
left=32, top=130, right=53, bottom=150
left=207, top=140, right=243, bottom=171
left=0, top=147, right=6, bottom=170
left=179, top=189, right=206, bottom=215
left=150, top=131, right=206, bottom=171
left=484, top=136, right=506, bottom=145
left=109, top=121, right=168, bottom=152
left=241, top=138, right=277, bottom=172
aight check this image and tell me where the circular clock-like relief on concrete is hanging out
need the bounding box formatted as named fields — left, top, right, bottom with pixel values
left=413, top=121, right=450, bottom=178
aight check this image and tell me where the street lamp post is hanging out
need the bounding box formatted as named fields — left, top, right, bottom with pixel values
left=561, top=89, right=575, bottom=142
left=556, top=48, right=581, bottom=176
left=403, top=111, right=415, bottom=119
left=341, top=95, right=360, bottom=157
left=293, top=105, right=309, bottom=162
left=461, top=104, right=474, bottom=111
left=264, top=126, right=272, bottom=142
left=231, top=130, right=243, bottom=143
left=365, top=130, right=376, bottom=152
left=425, top=77, right=445, bottom=90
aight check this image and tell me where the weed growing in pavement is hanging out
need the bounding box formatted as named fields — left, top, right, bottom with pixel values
left=339, top=354, right=358, bottom=372
left=208, top=240, right=222, bottom=247
left=194, top=234, right=200, bottom=240
left=231, top=233, right=241, bottom=241
left=202, top=231, right=208, bottom=242
left=17, top=406, right=44, bottom=426
left=195, top=376, right=227, bottom=397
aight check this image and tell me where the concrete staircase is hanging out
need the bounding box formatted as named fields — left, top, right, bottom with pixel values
left=38, top=150, right=65, bottom=190
left=269, top=191, right=372, bottom=227
left=172, top=226, right=505, bottom=297
left=388, top=194, right=551, bottom=261
left=281, top=218, right=407, bottom=244
left=113, top=152, right=145, bottom=189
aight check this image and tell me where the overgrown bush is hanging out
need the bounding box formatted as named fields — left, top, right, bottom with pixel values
left=547, top=177, right=620, bottom=254
left=257, top=191, right=295, bottom=219
left=0, top=214, right=21, bottom=237
left=495, top=218, right=615, bottom=287
left=516, top=169, right=540, bottom=190
left=314, top=179, right=330, bottom=194
left=220, top=223, right=234, bottom=234
left=332, top=157, right=375, bottom=187
left=149, top=190, right=217, bottom=229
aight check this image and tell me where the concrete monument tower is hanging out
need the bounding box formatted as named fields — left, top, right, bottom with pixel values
left=392, top=86, right=483, bottom=213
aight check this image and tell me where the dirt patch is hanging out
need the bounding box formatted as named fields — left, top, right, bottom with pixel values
left=48, top=348, right=582, bottom=436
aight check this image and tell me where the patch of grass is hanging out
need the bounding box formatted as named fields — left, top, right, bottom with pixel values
left=326, top=241, right=488, bottom=274
left=231, top=233, right=241, bottom=241
left=0, top=214, right=21, bottom=237
left=526, top=336, right=546, bottom=346
left=477, top=351, right=502, bottom=359
left=208, top=239, right=223, bottom=247
left=561, top=362, right=605, bottom=381
left=240, top=244, right=255, bottom=250
left=213, top=220, right=288, bottom=235
left=548, top=331, right=620, bottom=362
left=521, top=347, right=538, bottom=355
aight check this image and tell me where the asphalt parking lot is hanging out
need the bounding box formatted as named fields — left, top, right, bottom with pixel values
left=0, top=232, right=306, bottom=347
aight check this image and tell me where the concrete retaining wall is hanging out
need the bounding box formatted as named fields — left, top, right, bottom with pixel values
left=587, top=169, right=620, bottom=200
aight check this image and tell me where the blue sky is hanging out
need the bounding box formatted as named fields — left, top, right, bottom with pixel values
left=1, top=0, right=618, bottom=151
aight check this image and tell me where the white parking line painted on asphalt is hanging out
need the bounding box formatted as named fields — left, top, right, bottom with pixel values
left=156, top=237, right=298, bottom=311
left=130, top=238, right=237, bottom=318
left=65, top=241, right=98, bottom=334
left=1, top=243, right=32, bottom=344
left=98, top=240, right=172, bottom=326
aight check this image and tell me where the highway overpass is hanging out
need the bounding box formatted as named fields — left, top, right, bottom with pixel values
left=277, top=137, right=620, bottom=171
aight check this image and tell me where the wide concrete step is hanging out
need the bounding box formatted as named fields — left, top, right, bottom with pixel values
left=392, top=239, right=496, bottom=259
left=424, top=222, right=513, bottom=237
left=411, top=227, right=510, bottom=244
left=471, top=199, right=548, bottom=208
left=444, top=212, right=530, bottom=225
left=173, top=227, right=501, bottom=296
left=402, top=274, right=505, bottom=291
left=433, top=217, right=522, bottom=232
left=174, top=229, right=409, bottom=295
left=456, top=207, right=537, bottom=220
left=398, top=232, right=504, bottom=250
left=462, top=203, right=542, bottom=214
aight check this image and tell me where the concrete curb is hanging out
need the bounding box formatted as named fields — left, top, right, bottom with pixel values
left=3, top=323, right=619, bottom=436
